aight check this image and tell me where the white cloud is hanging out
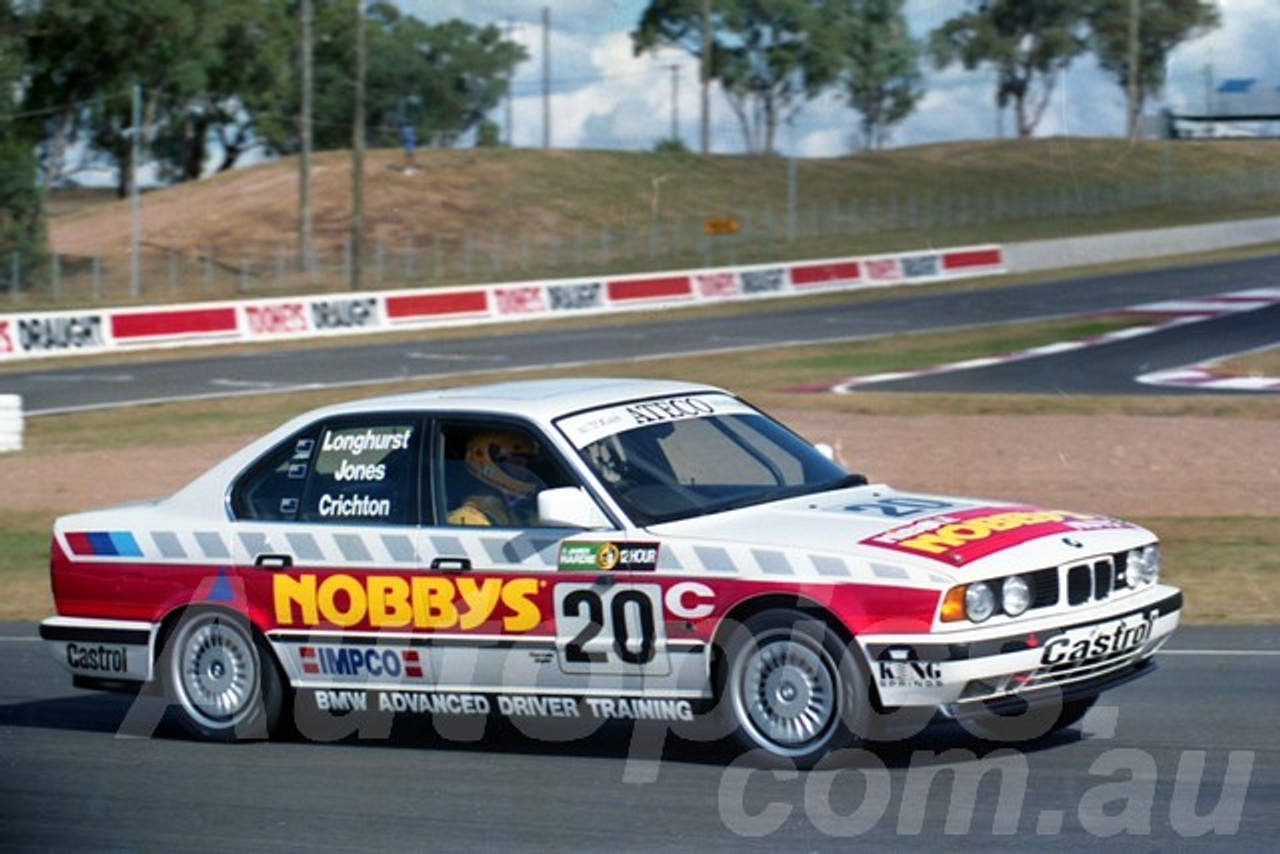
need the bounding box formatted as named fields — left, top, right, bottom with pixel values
left=393, top=0, right=1277, bottom=152
left=1164, top=0, right=1280, bottom=111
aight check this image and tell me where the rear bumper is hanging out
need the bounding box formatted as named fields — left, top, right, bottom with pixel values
left=39, top=616, right=157, bottom=686
left=857, top=585, right=1182, bottom=711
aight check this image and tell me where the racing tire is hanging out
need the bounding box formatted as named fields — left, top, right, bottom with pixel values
left=719, top=609, right=869, bottom=769
left=160, top=609, right=286, bottom=742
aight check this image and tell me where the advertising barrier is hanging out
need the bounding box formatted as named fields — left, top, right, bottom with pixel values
left=0, top=244, right=1002, bottom=363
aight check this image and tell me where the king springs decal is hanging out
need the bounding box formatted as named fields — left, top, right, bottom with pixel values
left=861, top=505, right=1134, bottom=564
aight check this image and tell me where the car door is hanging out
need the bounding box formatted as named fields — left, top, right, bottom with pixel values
left=419, top=416, right=671, bottom=699
left=229, top=413, right=428, bottom=689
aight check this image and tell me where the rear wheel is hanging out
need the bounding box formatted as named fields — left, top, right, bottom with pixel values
left=720, top=609, right=868, bottom=768
left=161, top=610, right=284, bottom=741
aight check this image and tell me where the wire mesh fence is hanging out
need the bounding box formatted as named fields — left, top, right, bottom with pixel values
left=9, top=166, right=1280, bottom=308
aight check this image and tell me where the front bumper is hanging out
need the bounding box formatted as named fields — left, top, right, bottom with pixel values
left=857, top=584, right=1182, bottom=712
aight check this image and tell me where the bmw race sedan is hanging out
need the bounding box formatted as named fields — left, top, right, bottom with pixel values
left=41, top=378, right=1181, bottom=766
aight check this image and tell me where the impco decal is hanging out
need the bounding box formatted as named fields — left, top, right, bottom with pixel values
left=557, top=393, right=754, bottom=448
left=273, top=573, right=543, bottom=631
left=558, top=541, right=660, bottom=572
left=300, top=645, right=425, bottom=679
left=862, top=505, right=1134, bottom=564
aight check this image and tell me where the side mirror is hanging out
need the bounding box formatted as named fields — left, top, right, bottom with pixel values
left=538, top=487, right=611, bottom=529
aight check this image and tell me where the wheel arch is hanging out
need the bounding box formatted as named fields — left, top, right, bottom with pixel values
left=154, top=602, right=285, bottom=682
left=706, top=591, right=887, bottom=712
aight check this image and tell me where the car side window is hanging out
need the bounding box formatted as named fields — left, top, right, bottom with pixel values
left=231, top=417, right=420, bottom=525
left=436, top=421, right=576, bottom=528
left=231, top=430, right=322, bottom=522
left=298, top=420, right=420, bottom=525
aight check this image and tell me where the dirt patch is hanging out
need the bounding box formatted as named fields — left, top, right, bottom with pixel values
left=4, top=412, right=1275, bottom=519
left=775, top=411, right=1278, bottom=519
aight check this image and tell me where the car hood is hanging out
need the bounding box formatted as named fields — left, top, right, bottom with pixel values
left=645, top=484, right=1151, bottom=579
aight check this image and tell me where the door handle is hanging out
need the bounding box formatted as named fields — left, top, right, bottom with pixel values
left=254, top=553, right=294, bottom=569
left=430, top=557, right=472, bottom=572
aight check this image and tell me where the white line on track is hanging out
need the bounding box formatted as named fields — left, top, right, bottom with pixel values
left=1161, top=649, right=1280, bottom=657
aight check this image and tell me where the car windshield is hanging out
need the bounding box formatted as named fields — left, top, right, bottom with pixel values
left=556, top=393, right=854, bottom=525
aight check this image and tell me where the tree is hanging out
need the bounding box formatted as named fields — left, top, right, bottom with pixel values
left=834, top=0, right=922, bottom=150
left=634, top=0, right=841, bottom=154
left=409, top=17, right=527, bottom=147
left=0, top=7, right=44, bottom=285
left=308, top=3, right=526, bottom=151
left=155, top=0, right=295, bottom=179
left=930, top=0, right=1090, bottom=139
left=1084, top=0, right=1219, bottom=137
left=23, top=0, right=252, bottom=196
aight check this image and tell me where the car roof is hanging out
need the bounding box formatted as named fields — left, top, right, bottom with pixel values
left=314, top=377, right=725, bottom=423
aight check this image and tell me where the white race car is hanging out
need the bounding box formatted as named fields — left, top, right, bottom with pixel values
left=40, top=378, right=1181, bottom=766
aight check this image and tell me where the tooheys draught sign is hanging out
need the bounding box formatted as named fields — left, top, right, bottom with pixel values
left=861, top=505, right=1135, bottom=565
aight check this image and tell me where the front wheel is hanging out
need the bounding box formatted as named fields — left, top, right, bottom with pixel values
left=161, top=610, right=284, bottom=741
left=719, top=609, right=869, bottom=768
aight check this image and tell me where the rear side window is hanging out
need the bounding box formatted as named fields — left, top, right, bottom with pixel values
left=231, top=431, right=320, bottom=521
left=231, top=417, right=421, bottom=525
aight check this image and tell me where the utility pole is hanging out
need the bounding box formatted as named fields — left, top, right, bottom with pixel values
left=299, top=0, right=314, bottom=272
left=351, top=0, right=365, bottom=290
left=130, top=83, right=141, bottom=298
left=669, top=64, right=680, bottom=143
left=542, top=6, right=551, bottom=149
left=1127, top=0, right=1141, bottom=140
left=700, top=0, right=711, bottom=154
left=505, top=18, right=515, bottom=146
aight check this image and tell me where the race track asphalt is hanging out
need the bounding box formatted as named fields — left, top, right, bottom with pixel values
left=2, top=623, right=1277, bottom=853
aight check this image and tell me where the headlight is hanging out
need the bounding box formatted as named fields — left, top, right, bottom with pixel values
left=1001, top=575, right=1032, bottom=617
left=1128, top=544, right=1160, bottom=585
left=964, top=581, right=996, bottom=622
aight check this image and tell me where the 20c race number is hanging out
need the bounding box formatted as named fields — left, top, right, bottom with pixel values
left=554, top=583, right=669, bottom=676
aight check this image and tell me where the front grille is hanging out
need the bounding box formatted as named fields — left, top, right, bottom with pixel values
left=1065, top=554, right=1130, bottom=606
left=1028, top=567, right=1059, bottom=608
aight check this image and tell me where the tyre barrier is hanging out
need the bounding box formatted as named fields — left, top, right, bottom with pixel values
left=0, top=394, right=21, bottom=452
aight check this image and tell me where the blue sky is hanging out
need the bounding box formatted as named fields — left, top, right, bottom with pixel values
left=395, top=0, right=1280, bottom=154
